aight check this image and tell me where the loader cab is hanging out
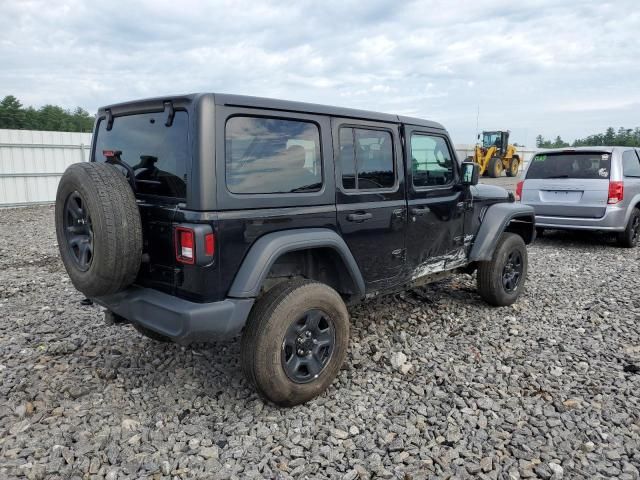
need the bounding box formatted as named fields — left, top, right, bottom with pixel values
left=482, top=131, right=509, bottom=155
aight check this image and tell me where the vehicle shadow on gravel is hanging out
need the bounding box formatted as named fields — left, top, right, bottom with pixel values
left=94, top=276, right=484, bottom=406
left=536, top=229, right=619, bottom=248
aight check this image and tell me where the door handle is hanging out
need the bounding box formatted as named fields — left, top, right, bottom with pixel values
left=410, top=206, right=428, bottom=216
left=347, top=212, right=373, bottom=222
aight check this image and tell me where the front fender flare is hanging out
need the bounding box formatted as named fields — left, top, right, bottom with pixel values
left=469, top=203, right=535, bottom=262
left=228, top=228, right=365, bottom=299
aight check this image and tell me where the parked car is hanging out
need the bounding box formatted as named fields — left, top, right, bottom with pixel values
left=55, top=93, right=535, bottom=406
left=516, top=147, right=640, bottom=247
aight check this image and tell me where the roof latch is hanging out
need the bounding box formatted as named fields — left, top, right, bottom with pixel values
left=163, top=101, right=175, bottom=127
left=105, top=109, right=114, bottom=131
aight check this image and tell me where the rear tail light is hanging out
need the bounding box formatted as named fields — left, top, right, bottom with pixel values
left=175, top=227, right=195, bottom=264
left=608, top=181, right=624, bottom=204
left=515, top=181, right=524, bottom=201
left=205, top=232, right=215, bottom=256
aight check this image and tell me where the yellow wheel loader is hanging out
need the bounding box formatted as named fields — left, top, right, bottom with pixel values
left=466, top=131, right=520, bottom=178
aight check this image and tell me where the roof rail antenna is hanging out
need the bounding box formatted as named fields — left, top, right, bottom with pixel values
left=163, top=101, right=175, bottom=127
left=105, top=109, right=114, bottom=131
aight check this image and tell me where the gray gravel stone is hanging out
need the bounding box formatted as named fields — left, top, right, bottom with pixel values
left=1, top=205, right=640, bottom=479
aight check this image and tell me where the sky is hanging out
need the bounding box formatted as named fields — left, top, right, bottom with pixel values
left=1, top=0, right=639, bottom=146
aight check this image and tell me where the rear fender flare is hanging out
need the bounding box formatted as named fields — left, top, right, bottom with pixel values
left=469, top=203, right=535, bottom=262
left=228, top=228, right=365, bottom=299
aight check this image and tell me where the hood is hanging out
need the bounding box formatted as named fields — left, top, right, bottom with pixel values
left=471, top=183, right=511, bottom=201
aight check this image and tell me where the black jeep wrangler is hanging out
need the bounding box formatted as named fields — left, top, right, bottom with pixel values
left=55, top=94, right=534, bottom=406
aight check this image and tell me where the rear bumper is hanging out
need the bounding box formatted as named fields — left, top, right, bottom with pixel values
left=93, top=287, right=254, bottom=344
left=535, top=205, right=626, bottom=231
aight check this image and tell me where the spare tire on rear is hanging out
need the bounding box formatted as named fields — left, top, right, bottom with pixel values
left=55, top=162, right=142, bottom=297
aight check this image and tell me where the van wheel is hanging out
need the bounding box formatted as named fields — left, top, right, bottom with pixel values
left=506, top=156, right=520, bottom=177
left=241, top=279, right=350, bottom=407
left=477, top=233, right=528, bottom=306
left=617, top=208, right=640, bottom=248
left=488, top=157, right=503, bottom=178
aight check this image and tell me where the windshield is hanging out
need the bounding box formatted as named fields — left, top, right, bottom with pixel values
left=526, top=152, right=611, bottom=180
left=482, top=132, right=501, bottom=148
left=94, top=111, right=189, bottom=198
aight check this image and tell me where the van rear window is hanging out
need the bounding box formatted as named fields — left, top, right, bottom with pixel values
left=526, top=152, right=611, bottom=180
left=94, top=111, right=189, bottom=198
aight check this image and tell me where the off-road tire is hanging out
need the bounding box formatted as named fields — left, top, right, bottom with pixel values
left=241, top=279, right=350, bottom=407
left=506, top=156, right=520, bottom=177
left=477, top=233, right=527, bottom=306
left=617, top=208, right=640, bottom=248
left=488, top=157, right=503, bottom=178
left=55, top=162, right=142, bottom=297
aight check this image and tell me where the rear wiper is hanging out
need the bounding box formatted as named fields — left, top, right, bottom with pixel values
left=104, top=150, right=137, bottom=192
left=290, top=182, right=322, bottom=193
left=544, top=175, right=569, bottom=179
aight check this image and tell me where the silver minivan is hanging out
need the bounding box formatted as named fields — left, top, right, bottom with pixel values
left=516, top=147, right=640, bottom=247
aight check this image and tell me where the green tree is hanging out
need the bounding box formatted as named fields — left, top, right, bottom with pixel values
left=603, top=127, right=616, bottom=145
left=541, top=127, right=640, bottom=148
left=0, top=95, right=26, bottom=129
left=552, top=136, right=569, bottom=148
left=0, top=95, right=95, bottom=132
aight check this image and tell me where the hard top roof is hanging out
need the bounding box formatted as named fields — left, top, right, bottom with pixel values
left=99, top=93, right=445, bottom=130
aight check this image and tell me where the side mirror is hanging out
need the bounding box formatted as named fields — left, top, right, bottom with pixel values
left=461, top=161, right=479, bottom=186
left=477, top=133, right=481, bottom=141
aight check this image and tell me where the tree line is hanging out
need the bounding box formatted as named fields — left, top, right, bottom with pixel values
left=0, top=95, right=94, bottom=132
left=536, top=127, right=640, bottom=148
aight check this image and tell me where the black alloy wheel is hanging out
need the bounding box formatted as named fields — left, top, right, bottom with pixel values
left=281, top=309, right=335, bottom=383
left=502, top=250, right=523, bottom=292
left=63, top=191, right=94, bottom=271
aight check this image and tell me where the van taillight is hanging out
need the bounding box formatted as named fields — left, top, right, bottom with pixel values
left=608, top=181, right=624, bottom=204
left=515, top=181, right=524, bottom=201
left=175, top=227, right=195, bottom=264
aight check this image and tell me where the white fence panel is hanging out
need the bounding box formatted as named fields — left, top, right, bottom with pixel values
left=0, top=129, right=91, bottom=207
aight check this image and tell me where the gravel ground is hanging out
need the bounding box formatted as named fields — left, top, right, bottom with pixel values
left=1, top=205, right=639, bottom=480
left=479, top=176, right=520, bottom=192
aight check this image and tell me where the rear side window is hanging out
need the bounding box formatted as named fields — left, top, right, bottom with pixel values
left=94, top=111, right=189, bottom=198
left=225, top=116, right=322, bottom=194
left=410, top=134, right=455, bottom=187
left=622, top=150, right=640, bottom=177
left=339, top=127, right=395, bottom=190
left=526, top=152, right=611, bottom=180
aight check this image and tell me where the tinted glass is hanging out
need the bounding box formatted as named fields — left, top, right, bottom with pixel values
left=94, top=111, right=189, bottom=198
left=526, top=152, right=611, bottom=180
left=482, top=132, right=501, bottom=148
left=339, top=128, right=356, bottom=189
left=411, top=134, right=455, bottom=187
left=622, top=150, right=640, bottom=177
left=354, top=129, right=394, bottom=189
left=226, top=117, right=322, bottom=194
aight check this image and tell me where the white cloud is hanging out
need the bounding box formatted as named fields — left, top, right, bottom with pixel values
left=0, top=0, right=639, bottom=145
